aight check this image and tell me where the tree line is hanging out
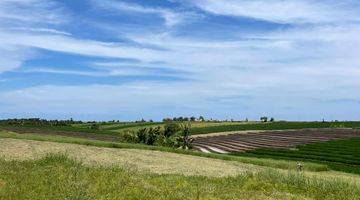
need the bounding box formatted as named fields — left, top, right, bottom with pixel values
left=0, top=118, right=83, bottom=126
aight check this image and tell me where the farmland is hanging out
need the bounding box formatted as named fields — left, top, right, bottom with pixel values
left=193, top=128, right=360, bottom=174
left=2, top=120, right=360, bottom=137
left=193, top=128, right=360, bottom=153
left=0, top=136, right=359, bottom=199
left=1, top=120, right=360, bottom=199
left=236, top=137, right=360, bottom=174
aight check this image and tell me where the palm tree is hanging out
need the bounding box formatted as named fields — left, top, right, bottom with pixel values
left=177, top=122, right=194, bottom=149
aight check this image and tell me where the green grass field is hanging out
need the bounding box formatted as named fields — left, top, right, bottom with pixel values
left=234, top=137, right=360, bottom=174
left=190, top=121, right=360, bottom=135
left=0, top=153, right=359, bottom=199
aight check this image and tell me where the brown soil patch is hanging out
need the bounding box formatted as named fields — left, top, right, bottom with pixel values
left=194, top=128, right=360, bottom=153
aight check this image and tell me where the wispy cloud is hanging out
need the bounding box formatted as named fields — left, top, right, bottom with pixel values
left=0, top=0, right=66, bottom=24
left=92, top=0, right=196, bottom=27
left=0, top=31, right=163, bottom=62
left=186, top=0, right=360, bottom=24
left=0, top=0, right=67, bottom=73
left=7, top=27, right=72, bottom=36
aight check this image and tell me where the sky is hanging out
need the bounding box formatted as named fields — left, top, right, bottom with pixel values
left=0, top=0, right=360, bottom=121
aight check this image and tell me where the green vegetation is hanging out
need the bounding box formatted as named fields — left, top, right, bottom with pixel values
left=119, top=122, right=194, bottom=149
left=0, top=154, right=358, bottom=200
left=191, top=121, right=360, bottom=135
left=3, top=120, right=360, bottom=137
left=0, top=118, right=82, bottom=126
left=234, top=137, right=360, bottom=174
left=0, top=131, right=328, bottom=172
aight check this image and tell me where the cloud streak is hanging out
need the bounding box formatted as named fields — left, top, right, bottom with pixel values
left=187, top=0, right=360, bottom=24
left=92, top=0, right=194, bottom=27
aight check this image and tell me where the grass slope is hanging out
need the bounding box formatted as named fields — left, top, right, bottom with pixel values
left=0, top=138, right=254, bottom=177
left=0, top=131, right=327, bottom=172
left=0, top=154, right=359, bottom=199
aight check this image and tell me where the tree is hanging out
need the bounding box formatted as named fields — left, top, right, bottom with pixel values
left=190, top=116, right=196, bottom=121
left=177, top=123, right=194, bottom=149
left=163, top=118, right=172, bottom=122
left=90, top=123, right=100, bottom=130
left=270, top=117, right=274, bottom=122
left=198, top=116, right=205, bottom=121
left=260, top=116, right=268, bottom=122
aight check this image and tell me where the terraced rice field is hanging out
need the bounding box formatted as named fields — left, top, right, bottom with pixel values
left=193, top=128, right=360, bottom=154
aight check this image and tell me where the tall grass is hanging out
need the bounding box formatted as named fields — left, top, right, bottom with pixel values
left=0, top=154, right=358, bottom=200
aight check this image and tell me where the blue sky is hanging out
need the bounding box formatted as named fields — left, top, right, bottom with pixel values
left=0, top=0, right=360, bottom=121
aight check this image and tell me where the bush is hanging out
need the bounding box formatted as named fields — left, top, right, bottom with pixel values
left=90, top=123, right=100, bottom=130
left=164, top=122, right=181, bottom=138
left=119, top=130, right=138, bottom=143
left=146, top=127, right=161, bottom=145
left=136, top=128, right=148, bottom=144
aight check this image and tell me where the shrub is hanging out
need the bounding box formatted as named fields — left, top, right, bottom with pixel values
left=136, top=128, right=148, bottom=144
left=164, top=122, right=181, bottom=138
left=90, top=123, right=100, bottom=130
left=119, top=130, right=137, bottom=143
left=147, top=126, right=162, bottom=145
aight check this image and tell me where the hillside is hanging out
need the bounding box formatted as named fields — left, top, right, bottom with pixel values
left=0, top=137, right=359, bottom=199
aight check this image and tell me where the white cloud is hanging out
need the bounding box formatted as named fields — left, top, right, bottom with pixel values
left=7, top=27, right=72, bottom=36
left=0, top=31, right=164, bottom=62
left=187, top=0, right=360, bottom=24
left=0, top=0, right=66, bottom=25
left=92, top=0, right=194, bottom=27
left=0, top=45, right=35, bottom=73
left=0, top=0, right=68, bottom=73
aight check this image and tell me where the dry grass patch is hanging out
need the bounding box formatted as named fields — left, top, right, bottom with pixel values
left=0, top=138, right=257, bottom=177
left=0, top=179, right=4, bottom=190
